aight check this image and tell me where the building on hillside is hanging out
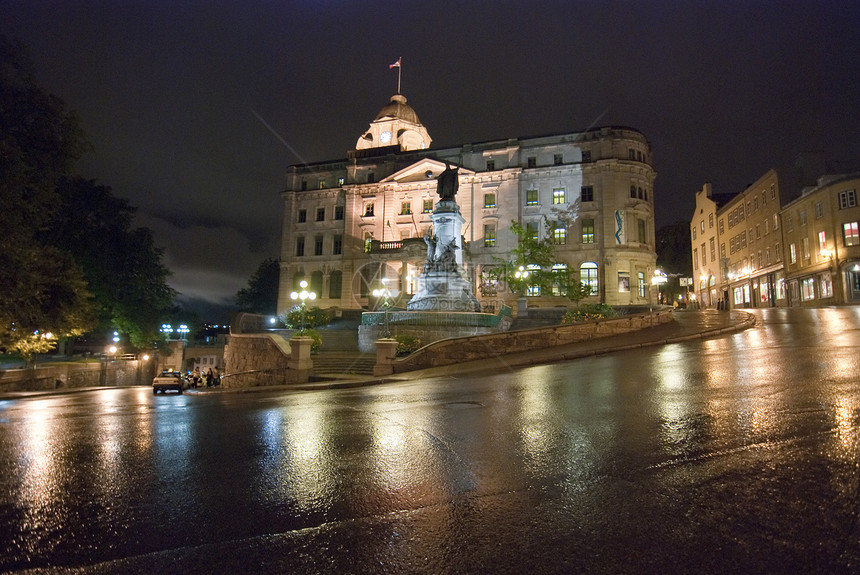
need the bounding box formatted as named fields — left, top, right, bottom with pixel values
left=277, top=92, right=658, bottom=315
left=780, top=173, right=860, bottom=305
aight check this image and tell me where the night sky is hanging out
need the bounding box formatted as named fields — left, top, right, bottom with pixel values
left=3, top=1, right=859, bottom=320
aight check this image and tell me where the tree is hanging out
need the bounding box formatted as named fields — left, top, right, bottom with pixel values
left=45, top=177, right=177, bottom=350
left=487, top=219, right=590, bottom=302
left=236, top=258, right=280, bottom=314
left=0, top=36, right=94, bottom=353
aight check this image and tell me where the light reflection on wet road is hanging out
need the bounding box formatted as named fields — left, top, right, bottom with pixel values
left=2, top=308, right=860, bottom=573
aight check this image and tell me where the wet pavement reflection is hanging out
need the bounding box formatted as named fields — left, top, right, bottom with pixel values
left=2, top=308, right=860, bottom=573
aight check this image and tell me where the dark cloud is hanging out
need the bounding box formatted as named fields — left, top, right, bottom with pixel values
left=4, top=0, right=859, bottom=315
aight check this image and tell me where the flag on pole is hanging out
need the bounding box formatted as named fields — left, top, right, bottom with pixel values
left=389, top=57, right=401, bottom=69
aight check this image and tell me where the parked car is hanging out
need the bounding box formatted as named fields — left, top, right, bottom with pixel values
left=152, top=370, right=186, bottom=394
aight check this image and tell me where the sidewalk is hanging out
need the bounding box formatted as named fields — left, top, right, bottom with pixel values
left=1, top=310, right=755, bottom=398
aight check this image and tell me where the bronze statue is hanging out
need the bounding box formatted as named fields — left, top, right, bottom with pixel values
left=436, top=163, right=459, bottom=201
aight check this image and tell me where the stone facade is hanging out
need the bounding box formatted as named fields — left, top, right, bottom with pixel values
left=278, top=91, right=658, bottom=316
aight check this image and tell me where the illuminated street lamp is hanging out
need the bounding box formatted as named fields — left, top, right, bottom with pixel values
left=177, top=324, right=189, bottom=339
left=514, top=265, right=530, bottom=296
left=372, top=278, right=393, bottom=338
left=160, top=324, right=174, bottom=338
left=290, top=280, right=316, bottom=334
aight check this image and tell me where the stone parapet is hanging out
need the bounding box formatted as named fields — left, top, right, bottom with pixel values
left=0, top=360, right=154, bottom=393
left=392, top=310, right=673, bottom=373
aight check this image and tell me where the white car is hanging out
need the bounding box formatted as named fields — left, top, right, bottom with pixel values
left=152, top=370, right=186, bottom=394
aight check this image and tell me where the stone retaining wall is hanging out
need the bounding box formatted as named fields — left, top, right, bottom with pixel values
left=223, top=333, right=308, bottom=388
left=392, top=310, right=674, bottom=373
left=0, top=360, right=155, bottom=393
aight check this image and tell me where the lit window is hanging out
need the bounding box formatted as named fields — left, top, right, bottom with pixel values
left=843, top=221, right=859, bottom=246
left=483, top=224, right=496, bottom=247
left=526, top=189, right=539, bottom=205
left=618, top=272, right=630, bottom=293
left=337, top=176, right=345, bottom=186
left=789, top=243, right=797, bottom=264
left=484, top=193, right=496, bottom=208
left=553, top=226, right=566, bottom=245
left=526, top=221, right=539, bottom=241
left=801, top=277, right=815, bottom=301
left=400, top=201, right=412, bottom=215
left=318, top=179, right=326, bottom=190
left=580, top=262, right=598, bottom=295
left=552, top=263, right=568, bottom=296
left=638, top=272, right=646, bottom=298
left=423, top=199, right=433, bottom=213
left=552, top=188, right=566, bottom=204
left=820, top=272, right=833, bottom=298
left=364, top=203, right=374, bottom=217
left=582, top=219, right=595, bottom=244
left=818, top=230, right=827, bottom=251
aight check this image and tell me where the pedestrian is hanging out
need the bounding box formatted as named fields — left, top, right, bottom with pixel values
left=214, top=366, right=221, bottom=386
left=205, top=368, right=214, bottom=387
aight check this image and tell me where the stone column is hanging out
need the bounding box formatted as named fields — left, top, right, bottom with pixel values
left=288, top=337, right=313, bottom=382
left=373, top=338, right=398, bottom=376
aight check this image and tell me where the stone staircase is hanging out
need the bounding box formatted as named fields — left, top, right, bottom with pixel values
left=311, top=351, right=376, bottom=378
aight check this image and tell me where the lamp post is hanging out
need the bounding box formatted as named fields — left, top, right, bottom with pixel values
left=514, top=265, right=530, bottom=296
left=372, top=278, right=392, bottom=338
left=290, top=280, right=316, bottom=334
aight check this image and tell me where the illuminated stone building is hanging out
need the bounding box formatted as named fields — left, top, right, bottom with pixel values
left=277, top=92, right=658, bottom=315
left=692, top=170, right=789, bottom=308
left=780, top=173, right=860, bottom=305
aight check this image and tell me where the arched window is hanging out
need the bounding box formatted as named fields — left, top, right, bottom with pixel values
left=580, top=262, right=598, bottom=295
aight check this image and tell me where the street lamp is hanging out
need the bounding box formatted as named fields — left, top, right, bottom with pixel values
left=372, top=278, right=392, bottom=338
left=177, top=324, right=189, bottom=339
left=514, top=265, right=530, bottom=296
left=290, top=280, right=316, bottom=334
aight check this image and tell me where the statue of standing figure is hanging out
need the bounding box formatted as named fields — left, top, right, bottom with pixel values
left=436, top=162, right=459, bottom=202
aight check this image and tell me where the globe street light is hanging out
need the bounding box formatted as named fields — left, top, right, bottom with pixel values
left=372, top=278, right=392, bottom=338
left=290, top=280, right=316, bottom=334
left=514, top=265, right=530, bottom=297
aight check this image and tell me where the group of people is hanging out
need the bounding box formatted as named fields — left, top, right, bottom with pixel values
left=188, top=366, right=220, bottom=388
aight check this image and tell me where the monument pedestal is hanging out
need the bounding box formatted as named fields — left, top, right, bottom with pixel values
left=406, top=200, right=480, bottom=312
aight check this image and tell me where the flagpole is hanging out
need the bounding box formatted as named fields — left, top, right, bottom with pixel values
left=397, top=64, right=401, bottom=94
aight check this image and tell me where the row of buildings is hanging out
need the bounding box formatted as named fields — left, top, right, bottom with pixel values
left=277, top=92, right=659, bottom=315
left=691, top=165, right=860, bottom=309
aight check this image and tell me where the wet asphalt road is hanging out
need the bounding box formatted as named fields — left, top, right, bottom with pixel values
left=2, top=307, right=860, bottom=574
